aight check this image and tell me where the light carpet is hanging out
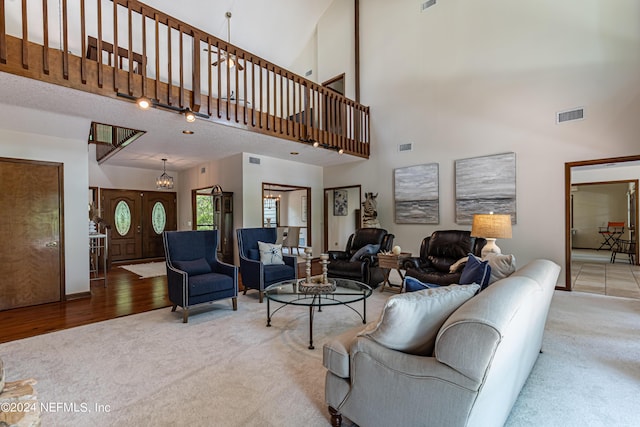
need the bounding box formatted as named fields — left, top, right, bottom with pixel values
left=119, top=262, right=166, bottom=278
left=0, top=290, right=638, bottom=426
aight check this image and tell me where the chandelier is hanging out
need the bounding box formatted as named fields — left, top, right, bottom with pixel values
left=264, top=186, right=280, bottom=208
left=156, top=158, right=174, bottom=190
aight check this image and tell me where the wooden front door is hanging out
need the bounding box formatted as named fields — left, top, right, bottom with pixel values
left=103, top=190, right=142, bottom=261
left=102, top=189, right=176, bottom=262
left=0, top=158, right=63, bottom=311
left=143, top=192, right=177, bottom=258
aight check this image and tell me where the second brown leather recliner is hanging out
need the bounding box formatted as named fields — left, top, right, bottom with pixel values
left=403, top=230, right=486, bottom=286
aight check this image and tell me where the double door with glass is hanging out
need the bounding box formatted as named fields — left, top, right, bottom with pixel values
left=102, top=189, right=177, bottom=261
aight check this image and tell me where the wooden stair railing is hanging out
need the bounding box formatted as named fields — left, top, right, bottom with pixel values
left=0, top=0, right=370, bottom=158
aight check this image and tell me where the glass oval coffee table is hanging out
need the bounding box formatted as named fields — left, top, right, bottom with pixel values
left=264, top=278, right=373, bottom=349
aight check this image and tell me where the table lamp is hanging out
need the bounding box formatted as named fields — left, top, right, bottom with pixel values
left=471, top=213, right=512, bottom=258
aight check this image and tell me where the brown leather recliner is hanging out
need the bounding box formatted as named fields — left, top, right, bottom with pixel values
left=327, top=228, right=394, bottom=287
left=403, top=230, right=486, bottom=286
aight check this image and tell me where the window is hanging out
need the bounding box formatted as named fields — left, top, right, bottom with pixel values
left=194, top=189, right=214, bottom=230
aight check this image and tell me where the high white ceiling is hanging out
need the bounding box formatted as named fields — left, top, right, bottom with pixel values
left=0, top=0, right=363, bottom=172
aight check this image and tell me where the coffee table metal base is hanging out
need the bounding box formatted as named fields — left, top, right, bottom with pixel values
left=265, top=283, right=370, bottom=350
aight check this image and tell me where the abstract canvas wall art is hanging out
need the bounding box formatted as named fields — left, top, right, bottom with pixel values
left=394, top=163, right=439, bottom=224
left=455, top=152, right=516, bottom=224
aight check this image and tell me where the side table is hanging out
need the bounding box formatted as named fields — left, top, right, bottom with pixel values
left=378, top=252, right=411, bottom=293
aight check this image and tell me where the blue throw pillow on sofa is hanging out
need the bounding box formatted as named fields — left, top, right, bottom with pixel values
left=459, top=254, right=491, bottom=289
left=404, top=276, right=441, bottom=292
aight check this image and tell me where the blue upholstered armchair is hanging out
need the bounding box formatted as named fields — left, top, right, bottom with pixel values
left=163, top=230, right=238, bottom=322
left=236, top=227, right=297, bottom=302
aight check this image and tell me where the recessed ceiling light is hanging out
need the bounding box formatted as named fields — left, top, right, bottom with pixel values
left=290, top=151, right=299, bottom=155
left=182, top=130, right=194, bottom=135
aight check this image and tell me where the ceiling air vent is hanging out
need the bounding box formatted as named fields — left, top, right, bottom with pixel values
left=421, top=0, right=436, bottom=12
left=398, top=142, right=413, bottom=152
left=249, top=156, right=261, bottom=165
left=557, top=108, right=584, bottom=124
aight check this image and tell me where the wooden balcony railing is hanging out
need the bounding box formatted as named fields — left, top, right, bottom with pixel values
left=0, top=0, right=370, bottom=158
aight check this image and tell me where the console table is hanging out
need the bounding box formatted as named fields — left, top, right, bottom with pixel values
left=378, top=252, right=411, bottom=293
left=89, top=232, right=108, bottom=287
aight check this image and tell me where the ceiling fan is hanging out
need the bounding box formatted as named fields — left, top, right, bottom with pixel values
left=204, top=11, right=244, bottom=71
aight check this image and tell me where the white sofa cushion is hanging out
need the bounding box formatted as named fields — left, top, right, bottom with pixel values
left=358, top=284, right=480, bottom=355
left=484, top=253, right=516, bottom=284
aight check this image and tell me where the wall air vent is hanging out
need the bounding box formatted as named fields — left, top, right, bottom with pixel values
left=557, top=108, right=584, bottom=124
left=305, top=69, right=313, bottom=77
left=249, top=156, right=261, bottom=165
left=421, top=0, right=436, bottom=12
left=398, top=143, right=413, bottom=152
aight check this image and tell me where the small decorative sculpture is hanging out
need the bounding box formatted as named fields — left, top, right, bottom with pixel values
left=298, top=249, right=336, bottom=293
left=362, top=192, right=381, bottom=228
left=304, top=247, right=313, bottom=284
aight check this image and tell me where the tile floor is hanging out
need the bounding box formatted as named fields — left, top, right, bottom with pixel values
left=571, top=249, right=640, bottom=299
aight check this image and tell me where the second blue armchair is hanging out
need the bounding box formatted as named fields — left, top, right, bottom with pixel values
left=237, top=227, right=297, bottom=302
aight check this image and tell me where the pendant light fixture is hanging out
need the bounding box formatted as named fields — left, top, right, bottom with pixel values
left=156, top=158, right=174, bottom=190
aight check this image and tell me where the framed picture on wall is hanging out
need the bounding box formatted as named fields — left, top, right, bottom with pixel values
left=394, top=163, right=439, bottom=224
left=334, top=190, right=348, bottom=216
left=455, top=152, right=516, bottom=224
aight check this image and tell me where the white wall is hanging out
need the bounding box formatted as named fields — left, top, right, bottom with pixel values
left=319, top=0, right=640, bottom=285
left=0, top=125, right=90, bottom=296
left=241, top=153, right=323, bottom=256
left=572, top=163, right=640, bottom=184
left=317, top=0, right=355, bottom=96
left=88, top=145, right=180, bottom=192
left=290, top=30, right=319, bottom=84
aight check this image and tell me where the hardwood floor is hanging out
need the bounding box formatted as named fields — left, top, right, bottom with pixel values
left=0, top=265, right=170, bottom=344
left=0, top=258, right=319, bottom=344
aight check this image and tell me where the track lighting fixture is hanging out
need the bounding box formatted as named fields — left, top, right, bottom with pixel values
left=184, top=109, right=196, bottom=123
left=136, top=96, right=152, bottom=110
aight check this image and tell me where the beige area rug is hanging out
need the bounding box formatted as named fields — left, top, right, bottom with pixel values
left=119, top=262, right=166, bottom=278
left=0, top=290, right=639, bottom=426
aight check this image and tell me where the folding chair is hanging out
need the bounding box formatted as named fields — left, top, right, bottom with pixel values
left=597, top=222, right=625, bottom=250
left=610, top=239, right=636, bottom=264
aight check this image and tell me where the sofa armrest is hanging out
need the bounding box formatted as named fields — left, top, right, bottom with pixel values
left=325, top=336, right=481, bottom=427
left=327, top=250, right=349, bottom=261
left=323, top=324, right=365, bottom=378
left=349, top=336, right=481, bottom=389
left=403, top=256, right=432, bottom=270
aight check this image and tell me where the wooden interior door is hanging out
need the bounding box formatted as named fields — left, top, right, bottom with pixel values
left=142, top=191, right=177, bottom=258
left=0, top=158, right=63, bottom=311
left=102, top=190, right=142, bottom=261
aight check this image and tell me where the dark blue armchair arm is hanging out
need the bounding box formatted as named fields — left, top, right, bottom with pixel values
left=282, top=255, right=298, bottom=276
left=239, top=257, right=264, bottom=288
left=166, top=264, right=188, bottom=306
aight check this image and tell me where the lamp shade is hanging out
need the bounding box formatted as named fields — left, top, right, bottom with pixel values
left=471, top=214, right=512, bottom=239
